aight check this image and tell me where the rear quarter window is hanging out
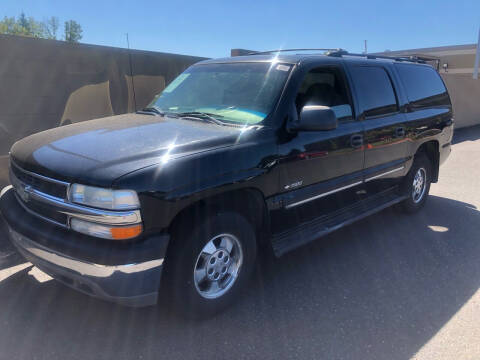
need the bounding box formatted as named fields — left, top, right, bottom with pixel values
left=395, top=64, right=450, bottom=108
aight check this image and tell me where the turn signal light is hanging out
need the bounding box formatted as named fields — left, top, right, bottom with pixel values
left=110, top=224, right=143, bottom=240
left=70, top=218, right=143, bottom=240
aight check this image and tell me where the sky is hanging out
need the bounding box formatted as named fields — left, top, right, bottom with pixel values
left=2, top=0, right=480, bottom=58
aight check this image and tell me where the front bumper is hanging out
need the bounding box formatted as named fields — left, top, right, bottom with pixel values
left=0, top=186, right=169, bottom=307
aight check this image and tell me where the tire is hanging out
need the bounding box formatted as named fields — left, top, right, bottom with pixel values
left=164, top=212, right=257, bottom=319
left=397, top=153, right=432, bottom=213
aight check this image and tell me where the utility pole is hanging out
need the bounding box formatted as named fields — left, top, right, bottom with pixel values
left=364, top=40, right=368, bottom=54
left=125, top=33, right=137, bottom=111
left=474, top=26, right=480, bottom=80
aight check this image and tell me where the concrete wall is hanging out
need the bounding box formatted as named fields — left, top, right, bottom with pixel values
left=0, top=34, right=206, bottom=188
left=379, top=44, right=480, bottom=129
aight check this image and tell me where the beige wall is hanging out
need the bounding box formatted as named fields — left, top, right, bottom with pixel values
left=0, top=34, right=206, bottom=188
left=442, top=74, right=480, bottom=128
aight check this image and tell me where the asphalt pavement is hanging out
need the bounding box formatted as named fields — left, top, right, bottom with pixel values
left=1, top=126, right=480, bottom=360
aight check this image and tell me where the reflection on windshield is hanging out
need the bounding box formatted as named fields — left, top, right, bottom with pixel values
left=149, top=62, right=291, bottom=125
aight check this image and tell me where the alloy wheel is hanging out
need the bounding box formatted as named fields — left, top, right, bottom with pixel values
left=412, top=167, right=427, bottom=203
left=193, top=233, right=243, bottom=299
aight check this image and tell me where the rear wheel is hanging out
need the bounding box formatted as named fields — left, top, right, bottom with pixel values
left=398, top=153, right=432, bottom=213
left=164, top=212, right=257, bottom=319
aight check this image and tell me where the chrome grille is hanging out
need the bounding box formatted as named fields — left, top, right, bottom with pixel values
left=10, top=160, right=70, bottom=227
left=10, top=161, right=68, bottom=199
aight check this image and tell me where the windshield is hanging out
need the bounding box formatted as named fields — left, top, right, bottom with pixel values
left=148, top=62, right=292, bottom=125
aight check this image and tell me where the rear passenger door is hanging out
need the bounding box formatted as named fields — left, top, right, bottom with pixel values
left=347, top=64, right=408, bottom=192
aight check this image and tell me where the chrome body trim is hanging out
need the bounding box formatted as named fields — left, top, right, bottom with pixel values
left=285, top=166, right=406, bottom=209
left=10, top=159, right=70, bottom=187
left=285, top=181, right=363, bottom=209
left=25, top=187, right=141, bottom=225
left=0, top=185, right=13, bottom=198
left=364, top=166, right=405, bottom=183
left=14, top=192, right=68, bottom=228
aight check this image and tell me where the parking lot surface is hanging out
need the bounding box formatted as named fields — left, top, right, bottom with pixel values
left=0, top=126, right=480, bottom=360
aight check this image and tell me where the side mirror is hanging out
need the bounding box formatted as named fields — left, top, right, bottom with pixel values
left=294, top=105, right=338, bottom=131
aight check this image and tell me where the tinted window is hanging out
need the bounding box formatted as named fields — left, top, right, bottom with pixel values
left=296, top=67, right=353, bottom=121
left=350, top=66, right=398, bottom=117
left=395, top=64, right=449, bottom=108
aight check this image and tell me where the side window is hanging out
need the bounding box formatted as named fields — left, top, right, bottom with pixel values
left=295, top=67, right=353, bottom=122
left=395, top=64, right=449, bottom=108
left=349, top=66, right=398, bottom=118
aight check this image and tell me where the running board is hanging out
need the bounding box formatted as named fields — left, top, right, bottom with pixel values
left=271, top=187, right=408, bottom=257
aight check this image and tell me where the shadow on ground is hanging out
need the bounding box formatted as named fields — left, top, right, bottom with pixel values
left=452, top=124, right=480, bottom=144
left=0, top=194, right=479, bottom=360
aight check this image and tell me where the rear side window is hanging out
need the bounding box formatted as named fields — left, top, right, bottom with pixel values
left=349, top=66, right=398, bottom=118
left=395, top=64, right=449, bottom=108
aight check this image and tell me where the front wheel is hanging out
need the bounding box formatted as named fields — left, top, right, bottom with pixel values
left=164, top=212, right=257, bottom=319
left=398, top=153, right=432, bottom=213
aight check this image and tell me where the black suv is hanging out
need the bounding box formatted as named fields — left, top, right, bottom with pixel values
left=0, top=50, right=453, bottom=317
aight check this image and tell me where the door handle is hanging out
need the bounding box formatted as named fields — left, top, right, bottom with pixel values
left=350, top=134, right=363, bottom=149
left=395, top=127, right=406, bottom=138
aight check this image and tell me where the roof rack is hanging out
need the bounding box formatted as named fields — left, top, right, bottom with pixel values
left=247, top=48, right=345, bottom=55
left=325, top=50, right=427, bottom=64
left=245, top=48, right=431, bottom=65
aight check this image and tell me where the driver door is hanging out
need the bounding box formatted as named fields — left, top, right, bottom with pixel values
left=271, top=64, right=365, bottom=233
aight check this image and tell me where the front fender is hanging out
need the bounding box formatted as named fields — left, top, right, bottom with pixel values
left=113, top=133, right=280, bottom=232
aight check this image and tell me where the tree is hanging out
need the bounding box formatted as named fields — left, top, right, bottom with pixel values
left=17, top=12, right=30, bottom=35
left=44, top=16, right=59, bottom=40
left=0, top=16, right=17, bottom=35
left=0, top=12, right=46, bottom=38
left=29, top=16, right=47, bottom=38
left=0, top=13, right=82, bottom=43
left=64, top=20, right=82, bottom=43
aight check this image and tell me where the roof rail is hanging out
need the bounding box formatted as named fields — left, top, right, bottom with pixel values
left=244, top=48, right=431, bottom=65
left=247, top=48, right=345, bottom=55
left=326, top=50, right=427, bottom=64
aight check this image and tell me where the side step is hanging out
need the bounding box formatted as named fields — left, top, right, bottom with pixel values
left=271, top=187, right=408, bottom=257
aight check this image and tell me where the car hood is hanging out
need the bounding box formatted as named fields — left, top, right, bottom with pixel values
left=10, top=113, right=245, bottom=187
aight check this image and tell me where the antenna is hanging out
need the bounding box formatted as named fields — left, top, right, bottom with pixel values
left=363, top=40, right=368, bottom=54
left=125, top=33, right=137, bottom=111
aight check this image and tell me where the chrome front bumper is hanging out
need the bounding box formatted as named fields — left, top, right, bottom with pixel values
left=1, top=186, right=168, bottom=307
left=8, top=227, right=164, bottom=307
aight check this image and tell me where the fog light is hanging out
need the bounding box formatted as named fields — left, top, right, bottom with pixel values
left=70, top=218, right=142, bottom=240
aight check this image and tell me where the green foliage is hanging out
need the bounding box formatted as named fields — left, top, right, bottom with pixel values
left=0, top=12, right=81, bottom=43
left=44, top=17, right=59, bottom=40
left=64, top=20, right=82, bottom=43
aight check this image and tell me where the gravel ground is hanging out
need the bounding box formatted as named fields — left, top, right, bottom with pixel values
left=0, top=126, right=479, bottom=360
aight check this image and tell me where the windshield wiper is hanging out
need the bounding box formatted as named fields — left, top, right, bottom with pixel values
left=137, top=106, right=164, bottom=116
left=138, top=107, right=181, bottom=118
left=176, top=112, right=226, bottom=125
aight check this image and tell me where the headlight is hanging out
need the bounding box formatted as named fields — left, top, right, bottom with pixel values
left=69, top=184, right=140, bottom=210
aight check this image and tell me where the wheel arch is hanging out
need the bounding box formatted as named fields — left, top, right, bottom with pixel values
left=415, top=140, right=439, bottom=183
left=167, top=187, right=270, bottom=247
